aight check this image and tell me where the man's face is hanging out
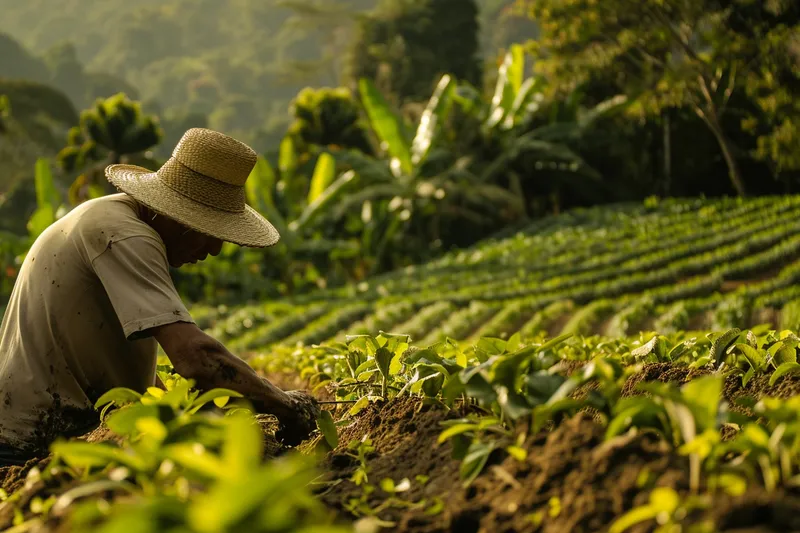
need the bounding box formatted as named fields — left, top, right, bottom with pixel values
left=163, top=222, right=224, bottom=268
left=141, top=206, right=226, bottom=268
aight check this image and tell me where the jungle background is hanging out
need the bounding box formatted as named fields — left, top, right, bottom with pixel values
left=1, top=0, right=799, bottom=308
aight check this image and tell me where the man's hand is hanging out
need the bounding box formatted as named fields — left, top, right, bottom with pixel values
left=273, top=390, right=321, bottom=447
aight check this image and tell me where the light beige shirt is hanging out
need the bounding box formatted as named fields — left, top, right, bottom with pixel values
left=0, top=193, right=193, bottom=453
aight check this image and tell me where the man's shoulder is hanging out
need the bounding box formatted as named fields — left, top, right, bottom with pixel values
left=70, top=194, right=164, bottom=259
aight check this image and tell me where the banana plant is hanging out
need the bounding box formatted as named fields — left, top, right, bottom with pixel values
left=245, top=147, right=358, bottom=256
left=321, top=75, right=522, bottom=272
left=457, top=44, right=630, bottom=215
left=26, top=158, right=69, bottom=240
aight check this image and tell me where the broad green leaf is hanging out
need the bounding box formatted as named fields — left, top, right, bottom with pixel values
left=278, top=136, right=297, bottom=177
left=710, top=328, right=741, bottom=366
left=525, top=373, right=566, bottom=406
left=464, top=372, right=497, bottom=405
left=606, top=397, right=669, bottom=439
left=460, top=441, right=495, bottom=486
left=631, top=336, right=658, bottom=359
left=223, top=414, right=263, bottom=477
left=27, top=205, right=55, bottom=240
left=245, top=156, right=291, bottom=244
left=742, top=366, right=755, bottom=387
left=506, top=44, right=525, bottom=98
left=774, top=345, right=797, bottom=366
left=476, top=337, right=507, bottom=356
left=134, top=417, right=167, bottom=442
left=93, top=388, right=143, bottom=410
left=348, top=396, right=370, bottom=416
left=188, top=456, right=317, bottom=532
left=50, top=441, right=147, bottom=471
left=105, top=403, right=160, bottom=437
left=307, top=152, right=336, bottom=204
left=188, top=389, right=244, bottom=414
left=374, top=347, right=394, bottom=381
left=317, top=410, right=339, bottom=449
left=506, top=333, right=522, bottom=354
left=496, top=386, right=531, bottom=420
left=411, top=74, right=454, bottom=165
left=358, top=78, right=412, bottom=176
left=437, top=423, right=478, bottom=444
left=487, top=44, right=525, bottom=129
left=680, top=375, right=723, bottom=432
left=290, top=170, right=357, bottom=232
left=162, top=443, right=226, bottom=480
left=736, top=344, right=766, bottom=370
left=34, top=158, right=60, bottom=211
left=769, top=362, right=800, bottom=386
left=669, top=339, right=696, bottom=359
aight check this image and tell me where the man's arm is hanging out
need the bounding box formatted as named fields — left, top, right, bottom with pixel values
left=149, top=321, right=294, bottom=419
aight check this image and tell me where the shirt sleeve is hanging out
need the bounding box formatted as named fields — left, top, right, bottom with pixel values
left=91, top=235, right=194, bottom=339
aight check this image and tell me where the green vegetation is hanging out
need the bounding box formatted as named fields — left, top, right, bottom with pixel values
left=2, top=1, right=800, bottom=531
left=2, top=196, right=800, bottom=531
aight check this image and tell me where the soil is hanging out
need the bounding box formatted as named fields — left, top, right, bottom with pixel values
left=315, top=364, right=800, bottom=533
left=2, top=364, right=799, bottom=532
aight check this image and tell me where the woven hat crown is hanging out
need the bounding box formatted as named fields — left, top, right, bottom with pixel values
left=172, top=128, right=257, bottom=186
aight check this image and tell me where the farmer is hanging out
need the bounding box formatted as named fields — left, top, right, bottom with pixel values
left=0, top=128, right=319, bottom=465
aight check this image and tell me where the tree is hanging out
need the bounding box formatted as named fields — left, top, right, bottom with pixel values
left=57, top=92, right=163, bottom=203
left=518, top=0, right=800, bottom=197
left=345, top=0, right=482, bottom=104
left=286, top=86, right=374, bottom=155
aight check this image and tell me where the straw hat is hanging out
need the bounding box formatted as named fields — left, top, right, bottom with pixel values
left=105, top=128, right=279, bottom=247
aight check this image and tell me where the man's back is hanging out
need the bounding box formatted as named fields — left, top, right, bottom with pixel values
left=0, top=193, right=192, bottom=458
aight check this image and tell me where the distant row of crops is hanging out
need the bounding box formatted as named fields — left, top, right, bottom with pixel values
left=191, top=196, right=800, bottom=351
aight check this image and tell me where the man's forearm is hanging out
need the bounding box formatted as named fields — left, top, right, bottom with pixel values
left=183, top=341, right=290, bottom=416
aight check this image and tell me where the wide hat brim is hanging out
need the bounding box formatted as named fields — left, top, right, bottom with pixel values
left=105, top=164, right=280, bottom=248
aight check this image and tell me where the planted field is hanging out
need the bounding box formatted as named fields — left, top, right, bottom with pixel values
left=199, top=195, right=800, bottom=346
left=2, top=197, right=800, bottom=532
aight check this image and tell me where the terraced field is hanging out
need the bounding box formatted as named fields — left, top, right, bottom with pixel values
left=194, top=196, right=800, bottom=350
left=3, top=196, right=800, bottom=533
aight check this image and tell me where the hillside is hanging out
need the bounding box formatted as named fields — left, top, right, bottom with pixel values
left=192, top=196, right=800, bottom=349
left=0, top=0, right=524, bottom=152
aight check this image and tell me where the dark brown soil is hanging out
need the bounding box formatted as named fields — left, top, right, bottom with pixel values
left=315, top=364, right=800, bottom=533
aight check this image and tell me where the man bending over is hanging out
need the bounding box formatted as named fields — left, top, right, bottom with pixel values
left=0, top=128, right=318, bottom=465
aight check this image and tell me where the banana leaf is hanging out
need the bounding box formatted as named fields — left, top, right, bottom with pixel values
left=27, top=158, right=60, bottom=239
left=278, top=135, right=298, bottom=177
left=411, top=74, right=455, bottom=167
left=358, top=78, right=412, bottom=177
left=244, top=156, right=293, bottom=246
left=486, top=44, right=526, bottom=130
left=289, top=170, right=357, bottom=232
left=330, top=149, right=393, bottom=183
left=505, top=76, right=545, bottom=130
left=307, top=152, right=336, bottom=204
